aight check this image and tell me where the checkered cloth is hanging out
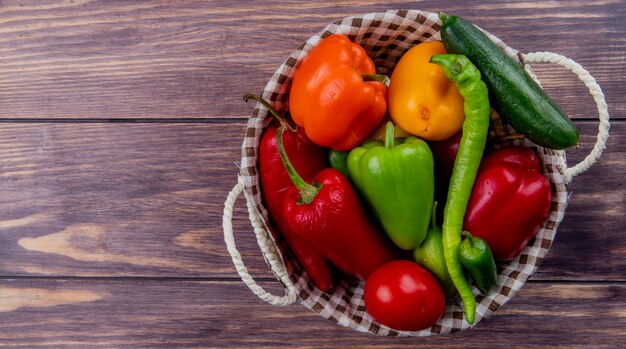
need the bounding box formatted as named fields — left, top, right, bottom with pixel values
left=238, top=10, right=569, bottom=336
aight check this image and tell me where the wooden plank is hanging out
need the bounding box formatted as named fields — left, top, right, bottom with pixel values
left=0, top=122, right=267, bottom=277
left=0, top=0, right=623, bottom=119
left=0, top=279, right=622, bottom=348
left=533, top=119, right=625, bottom=281
left=0, top=121, right=623, bottom=280
left=0, top=1, right=621, bottom=346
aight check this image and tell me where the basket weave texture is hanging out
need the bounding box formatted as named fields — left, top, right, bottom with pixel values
left=238, top=10, right=569, bottom=336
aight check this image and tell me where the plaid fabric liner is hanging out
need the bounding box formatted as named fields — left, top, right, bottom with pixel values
left=237, top=10, right=570, bottom=336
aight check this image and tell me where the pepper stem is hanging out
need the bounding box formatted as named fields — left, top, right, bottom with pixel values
left=431, top=201, right=438, bottom=227
left=463, top=231, right=475, bottom=246
left=439, top=12, right=449, bottom=22
left=275, top=127, right=321, bottom=205
left=243, top=94, right=297, bottom=133
left=362, top=74, right=391, bottom=87
left=384, top=121, right=395, bottom=149
left=430, top=54, right=467, bottom=81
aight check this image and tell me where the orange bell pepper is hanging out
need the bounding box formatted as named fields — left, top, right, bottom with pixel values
left=388, top=41, right=465, bottom=141
left=289, top=34, right=388, bottom=151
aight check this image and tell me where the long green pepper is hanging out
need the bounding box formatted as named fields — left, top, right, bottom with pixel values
left=430, top=54, right=490, bottom=325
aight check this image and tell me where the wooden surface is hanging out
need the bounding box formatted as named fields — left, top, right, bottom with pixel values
left=0, top=1, right=624, bottom=347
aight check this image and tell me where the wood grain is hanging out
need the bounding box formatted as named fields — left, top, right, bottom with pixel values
left=0, top=121, right=623, bottom=280
left=0, top=122, right=267, bottom=277
left=0, top=279, right=623, bottom=348
left=1, top=1, right=624, bottom=347
left=0, top=0, right=623, bottom=119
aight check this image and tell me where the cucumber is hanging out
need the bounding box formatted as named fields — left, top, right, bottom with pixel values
left=439, top=13, right=579, bottom=150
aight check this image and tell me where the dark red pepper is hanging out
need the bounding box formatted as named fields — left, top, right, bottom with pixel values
left=276, top=129, right=400, bottom=280
left=463, top=146, right=552, bottom=261
left=249, top=94, right=334, bottom=291
left=428, top=130, right=461, bottom=215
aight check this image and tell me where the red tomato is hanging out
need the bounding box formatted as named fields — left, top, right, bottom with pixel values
left=364, top=260, right=445, bottom=331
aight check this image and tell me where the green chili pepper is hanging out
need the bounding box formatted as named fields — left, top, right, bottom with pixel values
left=328, top=149, right=351, bottom=180
left=430, top=54, right=490, bottom=325
left=459, top=232, right=498, bottom=295
left=347, top=121, right=434, bottom=250
left=414, top=202, right=456, bottom=298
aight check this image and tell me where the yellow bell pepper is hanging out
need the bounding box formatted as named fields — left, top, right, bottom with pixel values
left=388, top=41, right=465, bottom=141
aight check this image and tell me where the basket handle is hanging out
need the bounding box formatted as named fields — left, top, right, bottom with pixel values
left=222, top=176, right=298, bottom=306
left=522, top=51, right=610, bottom=184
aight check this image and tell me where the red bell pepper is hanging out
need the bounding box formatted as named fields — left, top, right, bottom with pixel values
left=463, top=146, right=552, bottom=261
left=275, top=128, right=400, bottom=280
left=249, top=94, right=334, bottom=292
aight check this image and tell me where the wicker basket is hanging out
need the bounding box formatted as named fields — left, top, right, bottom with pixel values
left=223, top=10, right=610, bottom=336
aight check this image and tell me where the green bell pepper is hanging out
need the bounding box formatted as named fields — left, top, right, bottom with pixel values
left=347, top=121, right=435, bottom=250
